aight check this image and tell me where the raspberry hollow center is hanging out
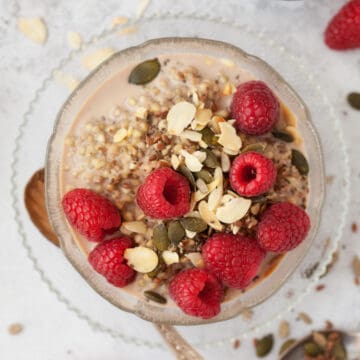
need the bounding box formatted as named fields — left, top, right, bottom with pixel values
left=163, top=180, right=179, bottom=205
left=241, top=165, right=257, bottom=182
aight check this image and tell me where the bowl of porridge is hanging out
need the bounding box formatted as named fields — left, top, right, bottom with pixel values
left=46, top=38, right=324, bottom=325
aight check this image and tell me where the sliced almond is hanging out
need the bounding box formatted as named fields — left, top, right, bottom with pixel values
left=113, top=128, right=128, bottom=143
left=221, top=194, right=236, bottom=205
left=221, top=152, right=231, bottom=172
left=285, top=126, right=302, bottom=145
left=193, top=151, right=207, bottom=163
left=231, top=224, right=240, bottom=235
left=185, top=253, right=204, bottom=268
left=67, top=31, right=82, bottom=49
left=191, top=108, right=212, bottom=130
left=185, top=211, right=201, bottom=218
left=162, top=250, right=179, bottom=265
left=180, top=130, right=202, bottom=142
left=122, top=221, right=147, bottom=235
left=135, top=107, right=148, bottom=119
left=210, top=115, right=225, bottom=134
left=82, top=48, right=115, bottom=70
left=167, top=101, right=196, bottom=135
left=185, top=229, right=197, bottom=238
left=180, top=150, right=203, bottom=172
left=53, top=71, right=79, bottom=91
left=111, top=16, right=129, bottom=27
left=216, top=197, right=251, bottom=224
left=196, top=178, right=208, bottom=194
left=198, top=201, right=223, bottom=231
left=218, top=122, right=242, bottom=152
left=208, top=186, right=223, bottom=211
left=170, top=154, right=180, bottom=170
left=194, top=189, right=209, bottom=202
left=124, top=247, right=158, bottom=273
left=223, top=147, right=240, bottom=156
left=18, top=17, right=47, bottom=44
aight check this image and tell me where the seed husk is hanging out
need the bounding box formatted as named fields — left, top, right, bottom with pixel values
left=153, top=223, right=169, bottom=251
left=242, top=143, right=266, bottom=154
left=180, top=217, right=208, bottom=232
left=303, top=342, right=322, bottom=356
left=279, top=339, right=296, bottom=355
left=347, top=92, right=360, bottom=110
left=254, top=334, right=273, bottom=357
left=178, top=165, right=196, bottom=190
left=200, top=127, right=218, bottom=146
left=203, top=149, right=220, bottom=168
left=272, top=130, right=294, bottom=142
left=167, top=220, right=185, bottom=245
left=144, top=290, right=167, bottom=304
left=195, top=169, right=213, bottom=183
left=291, top=149, right=309, bottom=175
left=128, top=58, right=160, bottom=85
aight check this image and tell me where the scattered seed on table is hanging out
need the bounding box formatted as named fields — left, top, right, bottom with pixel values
left=316, top=284, right=326, bottom=291
left=278, top=320, right=290, bottom=338
left=8, top=323, right=23, bottom=335
left=352, top=222, right=358, bottom=233
left=297, top=312, right=312, bottom=324
left=232, top=339, right=240, bottom=349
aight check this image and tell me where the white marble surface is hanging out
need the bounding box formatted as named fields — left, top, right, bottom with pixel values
left=1, top=0, right=360, bottom=359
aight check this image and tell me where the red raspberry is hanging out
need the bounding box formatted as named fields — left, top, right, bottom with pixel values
left=325, top=0, right=360, bottom=50
left=88, top=237, right=136, bottom=287
left=169, top=268, right=223, bottom=319
left=230, top=81, right=280, bottom=135
left=62, top=188, right=121, bottom=242
left=229, top=151, right=276, bottom=197
left=256, top=202, right=311, bottom=253
left=137, top=167, right=191, bottom=219
left=202, top=233, right=265, bottom=289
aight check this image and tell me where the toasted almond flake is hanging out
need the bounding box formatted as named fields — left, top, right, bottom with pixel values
left=18, top=17, right=47, bottom=44
left=82, top=48, right=115, bottom=70
left=180, top=150, right=203, bottom=172
left=218, top=122, right=242, bottom=152
left=113, top=128, right=128, bottom=143
left=192, top=108, right=212, bottom=130
left=67, top=31, right=82, bottom=49
left=124, top=247, right=158, bottom=273
left=189, top=193, right=197, bottom=212
left=185, top=211, right=201, bottom=218
left=111, top=16, right=129, bottom=27
left=285, top=126, right=302, bottom=145
left=210, top=115, right=225, bottom=133
left=135, top=107, right=148, bottom=119
left=220, top=58, right=235, bottom=67
left=215, top=109, right=229, bottom=118
left=231, top=224, right=240, bottom=235
left=223, top=147, right=240, bottom=156
left=170, top=154, right=180, bottom=170
left=185, top=253, right=204, bottom=268
left=199, top=140, right=208, bottom=148
left=180, top=130, right=202, bottom=142
left=53, top=71, right=80, bottom=91
left=194, top=189, right=209, bottom=202
left=191, top=91, right=199, bottom=105
left=193, top=151, right=207, bottom=163
left=185, top=229, right=197, bottom=238
left=222, top=82, right=235, bottom=96
left=221, top=194, right=235, bottom=205
left=162, top=250, right=179, bottom=265
left=122, top=221, right=147, bottom=235
left=136, top=0, right=150, bottom=18
left=196, top=178, right=208, bottom=193
left=208, top=186, right=223, bottom=211
left=167, top=101, right=196, bottom=135
left=198, top=201, right=223, bottom=231
left=227, top=190, right=239, bottom=198
left=118, top=26, right=138, bottom=35
left=221, top=152, right=231, bottom=172
left=216, top=197, right=251, bottom=224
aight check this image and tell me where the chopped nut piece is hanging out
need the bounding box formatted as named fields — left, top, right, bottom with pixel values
left=185, top=252, right=204, bottom=268
left=113, top=128, right=128, bottom=143
left=122, top=221, right=147, bottom=235
left=124, top=247, right=158, bottom=273
left=18, top=17, right=47, bottom=44
left=278, top=320, right=290, bottom=339
left=170, top=154, right=181, bottom=170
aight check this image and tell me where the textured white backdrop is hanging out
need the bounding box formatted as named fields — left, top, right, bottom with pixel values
left=1, top=0, right=359, bottom=359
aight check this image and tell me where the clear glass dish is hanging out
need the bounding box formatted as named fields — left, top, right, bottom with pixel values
left=11, top=14, right=349, bottom=347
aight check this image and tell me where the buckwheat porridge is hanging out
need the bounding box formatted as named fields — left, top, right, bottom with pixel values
left=60, top=53, right=310, bottom=318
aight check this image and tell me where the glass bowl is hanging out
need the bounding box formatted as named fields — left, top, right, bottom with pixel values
left=45, top=37, right=325, bottom=325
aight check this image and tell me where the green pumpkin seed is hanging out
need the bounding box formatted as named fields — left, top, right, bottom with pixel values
left=303, top=342, right=322, bottom=356
left=255, top=334, right=274, bottom=357
left=347, top=92, right=360, bottom=111
left=180, top=217, right=208, bottom=232
left=203, top=149, right=220, bottom=168
left=194, top=170, right=213, bottom=184
left=291, top=149, right=309, bottom=176
left=279, top=339, right=296, bottom=355
left=167, top=220, right=185, bottom=245
left=332, top=340, right=346, bottom=359
left=250, top=195, right=268, bottom=204
left=272, top=130, right=294, bottom=143
left=178, top=165, right=196, bottom=190
left=200, top=127, right=218, bottom=146
left=128, top=58, right=160, bottom=85
left=153, top=223, right=169, bottom=251
left=144, top=290, right=167, bottom=304
left=241, top=143, right=266, bottom=154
